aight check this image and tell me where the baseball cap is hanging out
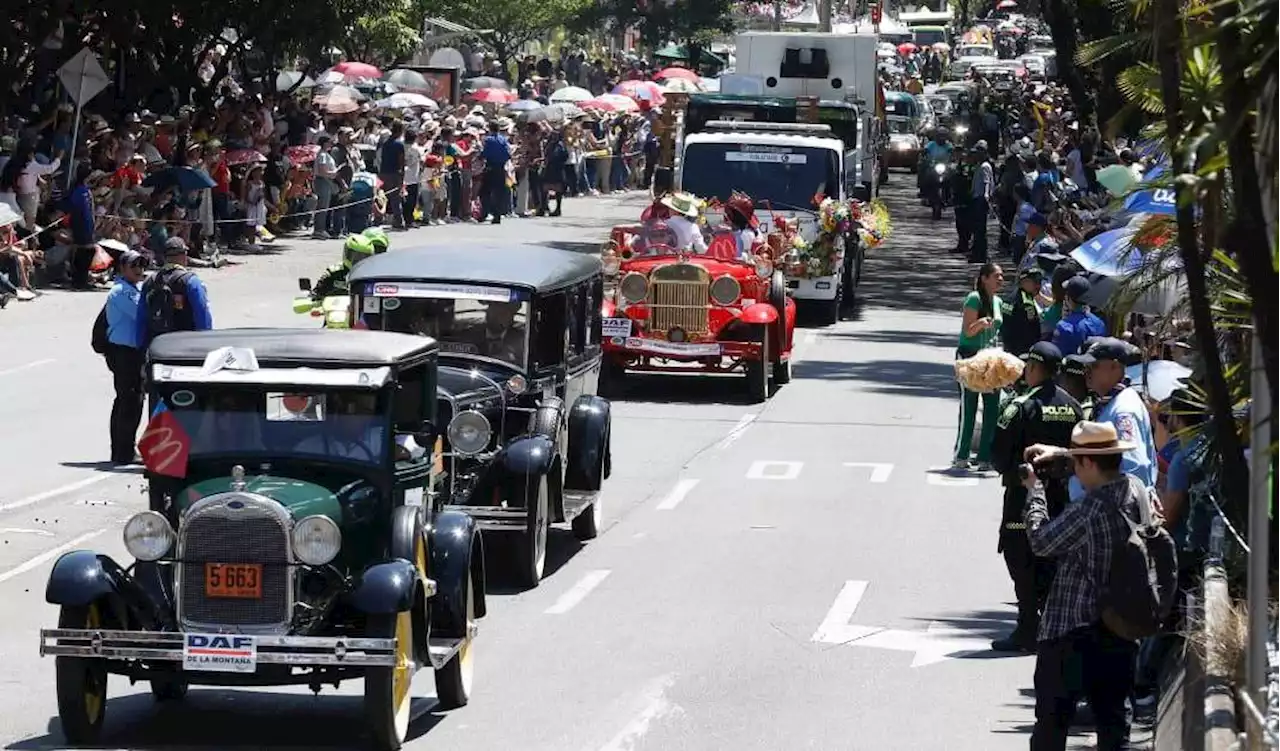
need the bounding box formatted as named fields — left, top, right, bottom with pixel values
left=1063, top=275, right=1091, bottom=302
left=1061, top=354, right=1089, bottom=377
left=1019, top=266, right=1044, bottom=280
left=1022, top=341, right=1063, bottom=371
left=1077, top=337, right=1141, bottom=366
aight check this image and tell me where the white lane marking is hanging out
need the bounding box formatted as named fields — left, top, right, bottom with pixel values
left=655, top=479, right=701, bottom=511
left=713, top=414, right=757, bottom=451
left=801, top=330, right=819, bottom=346
left=597, top=674, right=681, bottom=751
left=926, top=470, right=980, bottom=487
left=0, top=474, right=117, bottom=514
left=745, top=460, right=802, bottom=481
left=811, top=580, right=881, bottom=644
left=843, top=462, right=895, bottom=483
left=544, top=569, right=611, bottom=615
left=0, top=358, right=56, bottom=377
left=0, top=529, right=108, bottom=584
left=0, top=528, right=55, bottom=537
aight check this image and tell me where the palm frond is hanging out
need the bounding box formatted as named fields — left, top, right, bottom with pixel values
left=1116, top=63, right=1166, bottom=114
left=1077, top=33, right=1141, bottom=67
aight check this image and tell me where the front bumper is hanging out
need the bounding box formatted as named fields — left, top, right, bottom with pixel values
left=40, top=629, right=397, bottom=667
left=885, top=146, right=921, bottom=168
left=785, top=275, right=840, bottom=301
left=603, top=337, right=765, bottom=368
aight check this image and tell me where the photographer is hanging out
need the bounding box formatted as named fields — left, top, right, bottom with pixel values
left=989, top=342, right=1084, bottom=652
left=1020, top=421, right=1161, bottom=750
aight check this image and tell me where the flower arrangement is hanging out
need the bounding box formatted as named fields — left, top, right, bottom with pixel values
left=770, top=212, right=845, bottom=278
left=817, top=198, right=855, bottom=235
left=854, top=199, right=894, bottom=250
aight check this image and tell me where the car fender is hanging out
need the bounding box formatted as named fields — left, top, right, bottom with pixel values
left=501, top=433, right=557, bottom=478
left=565, top=395, right=611, bottom=491
left=429, top=509, right=487, bottom=627
left=348, top=560, right=418, bottom=614
left=740, top=302, right=779, bottom=326
left=46, top=550, right=121, bottom=607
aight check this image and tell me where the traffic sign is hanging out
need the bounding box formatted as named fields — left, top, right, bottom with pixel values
left=58, top=48, right=111, bottom=106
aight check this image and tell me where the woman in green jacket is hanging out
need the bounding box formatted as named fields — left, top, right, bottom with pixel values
left=954, top=262, right=1005, bottom=469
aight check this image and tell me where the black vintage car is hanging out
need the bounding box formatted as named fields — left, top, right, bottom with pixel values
left=348, top=244, right=613, bottom=588
left=39, top=329, right=484, bottom=751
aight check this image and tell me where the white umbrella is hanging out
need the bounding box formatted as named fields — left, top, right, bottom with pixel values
left=660, top=78, right=703, bottom=94
left=550, top=86, right=593, bottom=103
left=0, top=203, right=21, bottom=228
left=276, top=71, right=316, bottom=92
left=375, top=92, right=438, bottom=110
left=1125, top=360, right=1192, bottom=402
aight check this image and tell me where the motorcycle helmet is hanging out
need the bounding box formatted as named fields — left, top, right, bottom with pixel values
left=342, top=234, right=376, bottom=269
left=362, top=227, right=390, bottom=254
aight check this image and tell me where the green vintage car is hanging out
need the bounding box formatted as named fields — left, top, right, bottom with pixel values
left=39, top=328, right=485, bottom=750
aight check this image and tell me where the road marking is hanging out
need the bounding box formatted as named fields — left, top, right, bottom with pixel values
left=811, top=580, right=992, bottom=666
left=0, top=528, right=55, bottom=537
left=843, top=462, right=895, bottom=483
left=745, top=460, right=802, bottom=480
left=544, top=569, right=611, bottom=615
left=597, top=674, right=681, bottom=751
left=926, top=469, right=980, bottom=487
left=714, top=414, right=757, bottom=450
left=0, top=529, right=108, bottom=585
left=0, top=474, right=118, bottom=514
left=655, top=479, right=701, bottom=511
left=0, top=358, right=56, bottom=377
left=801, top=330, right=820, bottom=346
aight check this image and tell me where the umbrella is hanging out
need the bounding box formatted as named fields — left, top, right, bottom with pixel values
left=933, top=42, right=951, bottom=51
left=225, top=149, right=267, bottom=167
left=580, top=98, right=620, bottom=112
left=330, top=61, right=382, bottom=80
left=597, top=94, right=640, bottom=112
left=1083, top=272, right=1187, bottom=316
left=0, top=203, right=22, bottom=228
left=375, top=92, right=438, bottom=110
left=141, top=166, right=217, bottom=192
left=520, top=103, right=583, bottom=124
left=549, top=86, right=592, bottom=103
left=1095, top=164, right=1138, bottom=196
left=612, top=80, right=666, bottom=106
left=464, top=76, right=509, bottom=91
left=1125, top=360, right=1192, bottom=402
left=275, top=71, right=316, bottom=92
left=285, top=145, right=322, bottom=165
left=1069, top=227, right=1142, bottom=277
left=897, top=42, right=919, bottom=54
left=654, top=67, right=699, bottom=82
left=505, top=99, right=543, bottom=113
left=1122, top=187, right=1177, bottom=215
left=997, top=0, right=1018, bottom=7
left=660, top=78, right=703, bottom=94
left=383, top=69, right=429, bottom=89
left=314, top=85, right=363, bottom=114
left=468, top=88, right=517, bottom=104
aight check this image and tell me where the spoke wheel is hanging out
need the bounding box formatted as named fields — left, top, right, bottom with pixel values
left=364, top=610, right=416, bottom=751
left=55, top=603, right=108, bottom=745
left=433, top=578, right=476, bottom=709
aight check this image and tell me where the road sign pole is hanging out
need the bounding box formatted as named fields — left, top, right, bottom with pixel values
left=65, top=55, right=89, bottom=192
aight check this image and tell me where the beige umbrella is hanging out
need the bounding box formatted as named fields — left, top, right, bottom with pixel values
left=660, top=78, right=703, bottom=94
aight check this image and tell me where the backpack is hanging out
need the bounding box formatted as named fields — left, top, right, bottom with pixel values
left=143, top=268, right=195, bottom=338
left=1099, top=479, right=1179, bottom=641
left=90, top=304, right=110, bottom=354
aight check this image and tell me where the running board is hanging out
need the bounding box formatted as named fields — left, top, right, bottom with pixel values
left=426, top=620, right=477, bottom=669
left=561, top=490, right=599, bottom=521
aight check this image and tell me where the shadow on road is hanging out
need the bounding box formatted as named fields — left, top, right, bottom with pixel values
left=605, top=370, right=764, bottom=406
left=824, top=328, right=958, bottom=350
left=792, top=357, right=957, bottom=400
left=543, top=240, right=606, bottom=255
left=483, top=529, right=585, bottom=596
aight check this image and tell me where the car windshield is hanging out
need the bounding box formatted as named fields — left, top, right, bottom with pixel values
left=681, top=143, right=839, bottom=212
left=958, top=45, right=995, bottom=58
left=361, top=294, right=530, bottom=368
left=927, top=96, right=953, bottom=114
left=161, top=388, right=388, bottom=465
left=887, top=118, right=914, bottom=135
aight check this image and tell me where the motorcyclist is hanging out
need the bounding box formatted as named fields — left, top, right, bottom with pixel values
left=922, top=129, right=954, bottom=205
left=311, top=233, right=376, bottom=301
left=362, top=226, right=390, bottom=255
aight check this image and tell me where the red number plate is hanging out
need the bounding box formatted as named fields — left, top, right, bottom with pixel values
left=205, top=563, right=263, bottom=599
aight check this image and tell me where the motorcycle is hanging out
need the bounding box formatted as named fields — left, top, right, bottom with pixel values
left=293, top=278, right=351, bottom=329
left=925, top=162, right=953, bottom=220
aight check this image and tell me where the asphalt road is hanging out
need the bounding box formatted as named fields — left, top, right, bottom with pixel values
left=0, top=181, right=1122, bottom=750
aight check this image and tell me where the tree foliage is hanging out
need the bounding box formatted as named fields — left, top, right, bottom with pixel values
left=572, top=0, right=736, bottom=53
left=417, top=0, right=590, bottom=66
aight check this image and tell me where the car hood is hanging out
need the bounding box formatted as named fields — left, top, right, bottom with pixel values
left=178, top=474, right=342, bottom=524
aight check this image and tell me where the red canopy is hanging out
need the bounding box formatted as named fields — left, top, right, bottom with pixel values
left=330, top=61, right=382, bottom=80
left=467, top=88, right=517, bottom=104
left=654, top=67, right=699, bottom=83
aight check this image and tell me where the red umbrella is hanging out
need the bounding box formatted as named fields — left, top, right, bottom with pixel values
left=330, top=61, right=382, bottom=80
left=467, top=88, right=517, bottom=104
left=580, top=98, right=621, bottom=112
left=897, top=42, right=918, bottom=55
left=654, top=67, right=699, bottom=83
left=225, top=149, right=266, bottom=167
left=285, top=145, right=321, bottom=165
left=612, top=80, right=666, bottom=106
left=997, top=0, right=1018, bottom=6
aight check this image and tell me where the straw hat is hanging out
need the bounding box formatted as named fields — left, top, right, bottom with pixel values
left=660, top=192, right=699, bottom=218
left=1067, top=421, right=1137, bottom=456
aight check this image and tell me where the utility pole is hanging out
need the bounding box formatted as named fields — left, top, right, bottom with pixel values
left=773, top=0, right=783, bottom=30
left=818, top=0, right=833, bottom=31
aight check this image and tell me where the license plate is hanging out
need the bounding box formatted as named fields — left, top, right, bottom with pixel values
left=628, top=339, right=722, bottom=357
left=183, top=633, right=257, bottom=673
left=205, top=563, right=263, bottom=599
left=602, top=317, right=633, bottom=337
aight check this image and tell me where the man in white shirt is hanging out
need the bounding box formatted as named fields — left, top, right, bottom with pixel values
left=403, top=128, right=425, bottom=228
left=660, top=192, right=707, bottom=253
left=312, top=134, right=339, bottom=239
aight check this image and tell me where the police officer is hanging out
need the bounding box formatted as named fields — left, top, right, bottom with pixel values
left=1058, top=353, right=1092, bottom=416
left=1001, top=266, right=1043, bottom=357
left=989, top=341, right=1083, bottom=652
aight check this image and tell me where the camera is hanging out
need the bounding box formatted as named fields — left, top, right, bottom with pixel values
left=1019, top=454, right=1074, bottom=482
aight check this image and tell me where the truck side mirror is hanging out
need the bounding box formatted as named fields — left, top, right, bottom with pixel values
left=298, top=278, right=312, bottom=292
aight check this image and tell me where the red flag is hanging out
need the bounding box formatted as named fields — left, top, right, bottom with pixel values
left=137, top=401, right=191, bottom=478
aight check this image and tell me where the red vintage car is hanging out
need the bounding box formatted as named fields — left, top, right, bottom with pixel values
left=599, top=223, right=797, bottom=403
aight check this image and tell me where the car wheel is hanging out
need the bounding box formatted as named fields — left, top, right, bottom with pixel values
left=150, top=676, right=188, bottom=702
left=773, top=358, right=792, bottom=385
left=55, top=603, right=108, bottom=745
left=515, top=475, right=549, bottom=588
left=364, top=610, right=416, bottom=751
left=433, top=575, right=476, bottom=710
left=744, top=324, right=769, bottom=403
left=600, top=359, right=625, bottom=397
left=571, top=490, right=603, bottom=541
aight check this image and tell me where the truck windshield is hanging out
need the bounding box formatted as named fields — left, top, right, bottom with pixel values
left=914, top=28, right=948, bottom=47
left=161, top=388, right=388, bottom=465
left=681, top=143, right=839, bottom=211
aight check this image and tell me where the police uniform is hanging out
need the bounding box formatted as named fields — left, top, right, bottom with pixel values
left=1001, top=268, right=1043, bottom=357
left=1058, top=354, right=1093, bottom=418
left=311, top=263, right=349, bottom=300
left=989, top=342, right=1083, bottom=650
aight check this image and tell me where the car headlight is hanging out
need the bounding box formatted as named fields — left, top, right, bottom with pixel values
left=955, top=124, right=969, bottom=134
left=448, top=410, right=492, bottom=455
left=506, top=374, right=528, bottom=394
left=291, top=515, right=342, bottom=566
left=755, top=257, right=773, bottom=278
left=619, top=272, right=648, bottom=304
left=709, top=275, right=741, bottom=305
left=934, top=163, right=947, bottom=174
left=123, top=511, right=175, bottom=562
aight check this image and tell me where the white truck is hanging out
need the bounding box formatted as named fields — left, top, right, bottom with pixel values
left=678, top=121, right=863, bottom=324
left=731, top=31, right=884, bottom=201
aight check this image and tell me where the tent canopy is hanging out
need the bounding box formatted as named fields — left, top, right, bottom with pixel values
left=653, top=45, right=728, bottom=66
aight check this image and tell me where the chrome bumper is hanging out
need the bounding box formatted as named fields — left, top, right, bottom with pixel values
left=446, top=504, right=527, bottom=531
left=40, top=629, right=398, bottom=667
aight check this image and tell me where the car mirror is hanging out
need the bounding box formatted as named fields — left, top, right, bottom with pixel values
left=298, top=277, right=312, bottom=292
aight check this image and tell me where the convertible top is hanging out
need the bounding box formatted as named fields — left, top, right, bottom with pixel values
left=349, top=244, right=601, bottom=292
left=149, top=328, right=439, bottom=367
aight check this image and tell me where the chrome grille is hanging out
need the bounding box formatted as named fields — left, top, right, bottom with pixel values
left=649, top=264, right=710, bottom=335
left=178, top=493, right=292, bottom=629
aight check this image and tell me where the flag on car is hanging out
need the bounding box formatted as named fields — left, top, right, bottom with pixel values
left=137, top=400, right=191, bottom=478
